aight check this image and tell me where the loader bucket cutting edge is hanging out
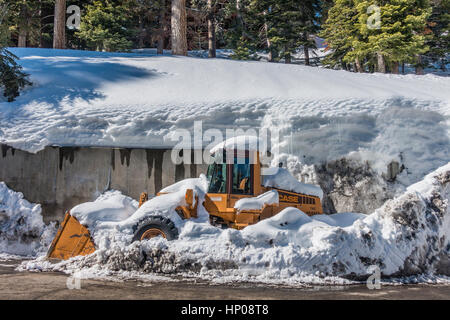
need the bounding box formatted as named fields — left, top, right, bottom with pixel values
left=47, top=212, right=96, bottom=260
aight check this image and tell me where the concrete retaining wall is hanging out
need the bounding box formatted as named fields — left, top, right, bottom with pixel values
left=0, top=144, right=207, bottom=223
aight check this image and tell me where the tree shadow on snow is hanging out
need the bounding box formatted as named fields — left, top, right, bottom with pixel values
left=1, top=51, right=160, bottom=113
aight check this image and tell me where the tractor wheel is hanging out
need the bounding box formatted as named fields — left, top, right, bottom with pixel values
left=132, top=216, right=178, bottom=242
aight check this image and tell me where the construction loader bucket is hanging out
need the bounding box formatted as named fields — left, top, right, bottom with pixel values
left=47, top=212, right=95, bottom=260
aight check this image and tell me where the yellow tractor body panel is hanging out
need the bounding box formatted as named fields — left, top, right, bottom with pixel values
left=208, top=188, right=323, bottom=229
left=47, top=212, right=95, bottom=260
left=273, top=188, right=323, bottom=216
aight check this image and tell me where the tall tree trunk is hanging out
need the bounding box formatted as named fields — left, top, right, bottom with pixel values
left=415, top=55, right=424, bottom=75
left=236, top=0, right=247, bottom=39
left=263, top=11, right=273, bottom=62
left=171, top=0, right=187, bottom=56
left=157, top=32, right=164, bottom=54
left=391, top=61, right=399, bottom=74
left=38, top=0, right=44, bottom=48
left=53, top=0, right=66, bottom=49
left=284, top=45, right=291, bottom=64
left=304, top=46, right=310, bottom=66
left=236, top=0, right=243, bottom=29
left=376, top=52, right=386, bottom=73
left=164, top=12, right=170, bottom=50
left=207, top=0, right=216, bottom=58
left=18, top=30, right=27, bottom=47
left=138, top=16, right=145, bottom=49
left=265, top=27, right=273, bottom=62
left=303, top=33, right=310, bottom=66
left=355, top=57, right=363, bottom=72
left=157, top=3, right=166, bottom=54
left=401, top=62, right=405, bottom=74
left=18, top=3, right=28, bottom=47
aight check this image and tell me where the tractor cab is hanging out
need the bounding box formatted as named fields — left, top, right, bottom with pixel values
left=204, top=138, right=323, bottom=229
left=207, top=149, right=256, bottom=195
left=204, top=143, right=273, bottom=229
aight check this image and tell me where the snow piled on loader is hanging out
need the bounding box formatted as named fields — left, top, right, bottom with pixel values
left=20, top=162, right=450, bottom=285
left=67, top=175, right=210, bottom=252
left=0, top=182, right=56, bottom=257
left=262, top=167, right=323, bottom=200
left=235, top=190, right=279, bottom=211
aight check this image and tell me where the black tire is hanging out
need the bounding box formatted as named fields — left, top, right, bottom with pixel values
left=132, top=216, right=178, bottom=242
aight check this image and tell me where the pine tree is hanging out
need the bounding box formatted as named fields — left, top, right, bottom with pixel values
left=321, top=0, right=432, bottom=73
left=0, top=48, right=32, bottom=102
left=230, top=36, right=259, bottom=59
left=191, top=0, right=225, bottom=57
left=130, top=0, right=167, bottom=49
left=76, top=0, right=134, bottom=52
left=224, top=0, right=258, bottom=55
left=0, top=4, right=31, bottom=102
left=354, top=0, right=431, bottom=74
left=226, top=0, right=321, bottom=63
left=320, top=0, right=360, bottom=70
left=0, top=3, right=8, bottom=45
left=0, top=0, right=49, bottom=48
left=425, top=0, right=449, bottom=71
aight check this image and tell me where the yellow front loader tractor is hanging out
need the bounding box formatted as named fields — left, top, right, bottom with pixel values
left=47, top=144, right=323, bottom=260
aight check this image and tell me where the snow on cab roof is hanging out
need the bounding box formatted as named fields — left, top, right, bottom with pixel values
left=209, top=136, right=266, bottom=154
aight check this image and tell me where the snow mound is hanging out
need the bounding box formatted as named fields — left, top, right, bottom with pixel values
left=0, top=182, right=56, bottom=257
left=235, top=190, right=279, bottom=211
left=160, top=175, right=208, bottom=194
left=67, top=175, right=210, bottom=250
left=71, top=190, right=139, bottom=227
left=21, top=162, right=450, bottom=284
left=262, top=167, right=324, bottom=199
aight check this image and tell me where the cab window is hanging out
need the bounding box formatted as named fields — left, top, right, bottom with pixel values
left=206, top=163, right=226, bottom=193
left=232, top=159, right=252, bottom=195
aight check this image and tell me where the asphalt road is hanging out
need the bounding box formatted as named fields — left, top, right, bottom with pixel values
left=0, top=259, right=449, bottom=300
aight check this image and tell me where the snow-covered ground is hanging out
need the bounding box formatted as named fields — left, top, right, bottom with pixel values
left=9, top=162, right=449, bottom=285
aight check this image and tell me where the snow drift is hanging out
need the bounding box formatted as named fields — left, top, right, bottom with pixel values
left=21, top=162, right=450, bottom=284
left=0, top=182, right=55, bottom=257
left=0, top=48, right=448, bottom=191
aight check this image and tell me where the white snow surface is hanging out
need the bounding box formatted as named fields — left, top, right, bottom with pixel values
left=20, top=162, right=450, bottom=284
left=0, top=48, right=449, bottom=187
left=68, top=175, right=210, bottom=251
left=0, top=182, right=56, bottom=257
left=262, top=167, right=324, bottom=199
left=210, top=136, right=264, bottom=154
left=234, top=190, right=279, bottom=211
left=71, top=190, right=139, bottom=227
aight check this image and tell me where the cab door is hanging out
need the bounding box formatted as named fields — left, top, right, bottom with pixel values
left=205, top=161, right=229, bottom=212
left=228, top=151, right=254, bottom=208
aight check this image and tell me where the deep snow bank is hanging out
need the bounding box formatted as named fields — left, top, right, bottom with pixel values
left=0, top=48, right=448, bottom=191
left=0, top=182, right=55, bottom=257
left=21, top=163, right=450, bottom=284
